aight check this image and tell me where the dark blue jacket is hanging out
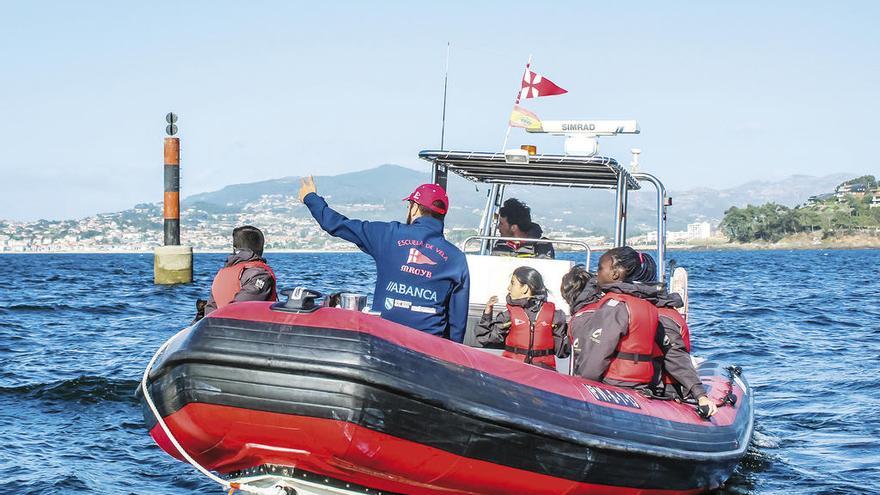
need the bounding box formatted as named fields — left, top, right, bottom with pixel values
left=304, top=193, right=470, bottom=343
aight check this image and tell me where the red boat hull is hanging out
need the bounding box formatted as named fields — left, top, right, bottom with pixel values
left=141, top=302, right=753, bottom=494
left=151, top=404, right=707, bottom=495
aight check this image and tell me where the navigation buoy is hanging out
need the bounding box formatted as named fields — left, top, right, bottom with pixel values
left=154, top=112, right=193, bottom=285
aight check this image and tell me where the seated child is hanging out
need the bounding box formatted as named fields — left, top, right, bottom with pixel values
left=475, top=266, right=569, bottom=369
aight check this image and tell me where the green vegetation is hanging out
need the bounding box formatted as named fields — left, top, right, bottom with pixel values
left=719, top=176, right=880, bottom=243
left=840, top=175, right=877, bottom=190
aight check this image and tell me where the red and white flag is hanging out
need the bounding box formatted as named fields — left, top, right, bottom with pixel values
left=518, top=68, right=567, bottom=102
left=406, top=248, right=436, bottom=265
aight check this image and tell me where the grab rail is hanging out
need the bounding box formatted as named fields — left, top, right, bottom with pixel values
left=631, top=172, right=667, bottom=283
left=461, top=235, right=591, bottom=267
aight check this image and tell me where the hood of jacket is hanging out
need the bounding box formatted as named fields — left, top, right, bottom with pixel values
left=600, top=281, right=664, bottom=303
left=655, top=290, right=684, bottom=309
left=569, top=280, right=604, bottom=314
left=224, top=248, right=265, bottom=267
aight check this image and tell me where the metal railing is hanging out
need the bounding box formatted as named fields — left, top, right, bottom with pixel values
left=631, top=172, right=667, bottom=284
left=462, top=235, right=592, bottom=267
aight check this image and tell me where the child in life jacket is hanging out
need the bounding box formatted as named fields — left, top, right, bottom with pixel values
left=475, top=266, right=569, bottom=370
left=562, top=247, right=665, bottom=389
left=561, top=249, right=716, bottom=416
left=203, top=225, right=278, bottom=317
left=632, top=253, right=716, bottom=416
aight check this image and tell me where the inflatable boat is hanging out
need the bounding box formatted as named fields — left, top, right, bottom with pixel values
left=142, top=296, right=752, bottom=495
left=142, top=122, right=754, bottom=494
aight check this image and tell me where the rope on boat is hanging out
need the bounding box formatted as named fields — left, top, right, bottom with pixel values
left=141, top=328, right=285, bottom=495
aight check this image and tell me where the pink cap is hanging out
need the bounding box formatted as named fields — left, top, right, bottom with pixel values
left=402, top=183, right=449, bottom=214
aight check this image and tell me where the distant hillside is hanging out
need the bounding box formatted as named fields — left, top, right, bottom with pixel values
left=2, top=164, right=863, bottom=253
left=186, top=164, right=425, bottom=211
left=657, top=173, right=854, bottom=228
left=183, top=166, right=854, bottom=233
left=718, top=175, right=880, bottom=243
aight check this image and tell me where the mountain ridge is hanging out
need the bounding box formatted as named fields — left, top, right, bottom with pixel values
left=185, top=164, right=424, bottom=211
left=0, top=165, right=860, bottom=252
left=180, top=165, right=854, bottom=232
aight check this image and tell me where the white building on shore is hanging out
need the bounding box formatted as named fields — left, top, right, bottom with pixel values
left=641, top=221, right=715, bottom=245
left=687, top=222, right=712, bottom=240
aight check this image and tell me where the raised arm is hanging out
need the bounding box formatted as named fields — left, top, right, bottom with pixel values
left=299, top=176, right=389, bottom=256
left=474, top=296, right=510, bottom=347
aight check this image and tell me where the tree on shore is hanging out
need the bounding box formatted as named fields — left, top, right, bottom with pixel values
left=838, top=175, right=877, bottom=190
left=719, top=203, right=801, bottom=243
left=720, top=192, right=880, bottom=243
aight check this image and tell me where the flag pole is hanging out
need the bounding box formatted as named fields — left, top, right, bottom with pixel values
left=440, top=42, right=451, bottom=150
left=501, top=54, right=531, bottom=151
left=500, top=123, right=513, bottom=152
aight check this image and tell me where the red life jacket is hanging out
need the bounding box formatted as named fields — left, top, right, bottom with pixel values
left=573, top=292, right=663, bottom=385
left=659, top=308, right=691, bottom=351
left=210, top=260, right=277, bottom=309
left=658, top=307, right=692, bottom=385
left=571, top=302, right=599, bottom=318
left=502, top=301, right=557, bottom=369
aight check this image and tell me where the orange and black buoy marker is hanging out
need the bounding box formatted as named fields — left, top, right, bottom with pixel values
left=154, top=112, right=193, bottom=284
left=164, top=136, right=181, bottom=245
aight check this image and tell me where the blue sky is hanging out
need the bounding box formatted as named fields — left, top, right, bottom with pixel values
left=0, top=1, right=877, bottom=221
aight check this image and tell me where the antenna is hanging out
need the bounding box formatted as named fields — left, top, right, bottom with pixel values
left=526, top=119, right=639, bottom=156
left=432, top=43, right=452, bottom=189
left=440, top=42, right=450, bottom=150
left=630, top=148, right=641, bottom=173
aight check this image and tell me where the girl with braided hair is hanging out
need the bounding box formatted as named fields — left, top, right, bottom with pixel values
left=563, top=247, right=665, bottom=390
left=632, top=253, right=717, bottom=416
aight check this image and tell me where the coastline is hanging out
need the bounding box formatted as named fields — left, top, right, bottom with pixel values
left=3, top=240, right=879, bottom=255
left=662, top=233, right=880, bottom=252
left=0, top=248, right=362, bottom=255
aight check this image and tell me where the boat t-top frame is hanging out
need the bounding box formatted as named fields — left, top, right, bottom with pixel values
left=418, top=121, right=669, bottom=282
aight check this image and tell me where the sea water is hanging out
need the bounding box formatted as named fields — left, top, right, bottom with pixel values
left=1, top=250, right=878, bottom=494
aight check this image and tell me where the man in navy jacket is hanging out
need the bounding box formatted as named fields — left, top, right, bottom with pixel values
left=298, top=176, right=470, bottom=343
